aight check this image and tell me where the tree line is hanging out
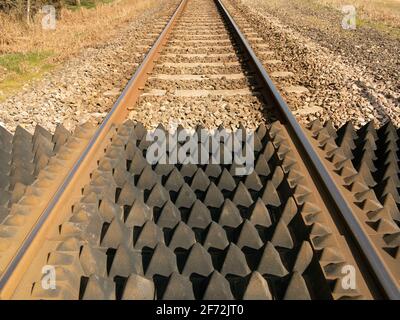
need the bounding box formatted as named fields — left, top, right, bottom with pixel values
left=0, top=0, right=82, bottom=22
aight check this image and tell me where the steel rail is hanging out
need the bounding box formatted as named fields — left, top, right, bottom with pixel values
left=0, top=0, right=188, bottom=299
left=214, top=0, right=399, bottom=299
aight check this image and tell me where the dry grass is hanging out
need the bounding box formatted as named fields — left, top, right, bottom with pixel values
left=319, top=0, right=400, bottom=29
left=0, top=0, right=160, bottom=100
left=0, top=0, right=159, bottom=59
left=243, top=0, right=400, bottom=30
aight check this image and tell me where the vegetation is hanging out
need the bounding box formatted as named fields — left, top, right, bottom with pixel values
left=0, top=0, right=159, bottom=101
left=0, top=0, right=116, bottom=22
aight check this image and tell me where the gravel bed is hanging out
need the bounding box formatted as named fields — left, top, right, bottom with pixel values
left=0, top=0, right=180, bottom=133
left=129, top=0, right=271, bottom=130
left=130, top=96, right=269, bottom=130
left=147, top=78, right=256, bottom=90
left=224, top=0, right=400, bottom=128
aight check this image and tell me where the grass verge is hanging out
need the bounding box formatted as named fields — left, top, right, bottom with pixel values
left=0, top=52, right=54, bottom=102
left=0, top=0, right=161, bottom=101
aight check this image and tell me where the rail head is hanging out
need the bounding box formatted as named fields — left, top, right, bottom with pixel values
left=214, top=0, right=400, bottom=300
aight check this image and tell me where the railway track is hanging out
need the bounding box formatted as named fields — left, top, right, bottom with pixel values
left=0, top=0, right=398, bottom=300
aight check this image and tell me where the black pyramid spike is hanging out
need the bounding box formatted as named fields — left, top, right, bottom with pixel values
left=125, top=141, right=140, bottom=161
left=203, top=221, right=229, bottom=250
left=203, top=182, right=225, bottom=208
left=162, top=272, right=195, bottom=300
left=382, top=194, right=400, bottom=222
left=53, top=123, right=70, bottom=149
left=250, top=198, right=272, bottom=227
left=217, top=168, right=236, bottom=192
left=256, top=124, right=267, bottom=140
left=145, top=243, right=178, bottom=277
left=379, top=121, right=397, bottom=139
left=373, top=218, right=399, bottom=234
left=137, top=165, right=160, bottom=190
left=109, top=244, right=143, bottom=278
left=182, top=243, right=214, bottom=277
left=324, top=121, right=337, bottom=139
left=175, top=183, right=197, bottom=209
left=168, top=221, right=197, bottom=250
left=122, top=274, right=155, bottom=300
left=125, top=198, right=152, bottom=228
left=180, top=163, right=199, bottom=178
left=271, top=166, right=285, bottom=188
left=134, top=122, right=147, bottom=141
left=81, top=275, right=115, bottom=299
left=244, top=170, right=263, bottom=191
left=243, top=271, right=272, bottom=300
left=261, top=181, right=281, bottom=207
left=98, top=197, right=123, bottom=222
left=203, top=271, right=234, bottom=300
left=383, top=149, right=399, bottom=169
left=13, top=125, right=32, bottom=143
left=359, top=121, right=378, bottom=141
left=307, top=119, right=323, bottom=133
left=191, top=168, right=211, bottom=192
left=382, top=160, right=399, bottom=183
left=281, top=197, right=298, bottom=225
left=319, top=246, right=346, bottom=264
left=254, top=153, right=271, bottom=176
left=283, top=272, right=311, bottom=300
left=187, top=200, right=212, bottom=228
left=220, top=243, right=251, bottom=276
left=236, top=220, right=264, bottom=249
left=101, top=217, right=132, bottom=248
left=164, top=167, right=185, bottom=192
left=113, top=160, right=130, bottom=188
left=376, top=177, right=400, bottom=203
left=219, top=199, right=243, bottom=228
left=357, top=161, right=376, bottom=187
left=134, top=220, right=164, bottom=250
left=157, top=200, right=181, bottom=229
left=257, top=242, right=288, bottom=277
left=204, top=163, right=222, bottom=178
left=232, top=182, right=254, bottom=208
left=79, top=245, right=107, bottom=276
left=0, top=124, right=12, bottom=149
left=253, top=133, right=263, bottom=153
left=138, top=137, right=153, bottom=152
left=155, top=162, right=175, bottom=176
left=338, top=140, right=355, bottom=160
left=336, top=122, right=357, bottom=147
left=129, top=150, right=148, bottom=175
left=271, top=219, right=294, bottom=249
left=146, top=182, right=170, bottom=208
left=262, top=141, right=275, bottom=162
left=361, top=131, right=378, bottom=152
left=292, top=241, right=313, bottom=274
